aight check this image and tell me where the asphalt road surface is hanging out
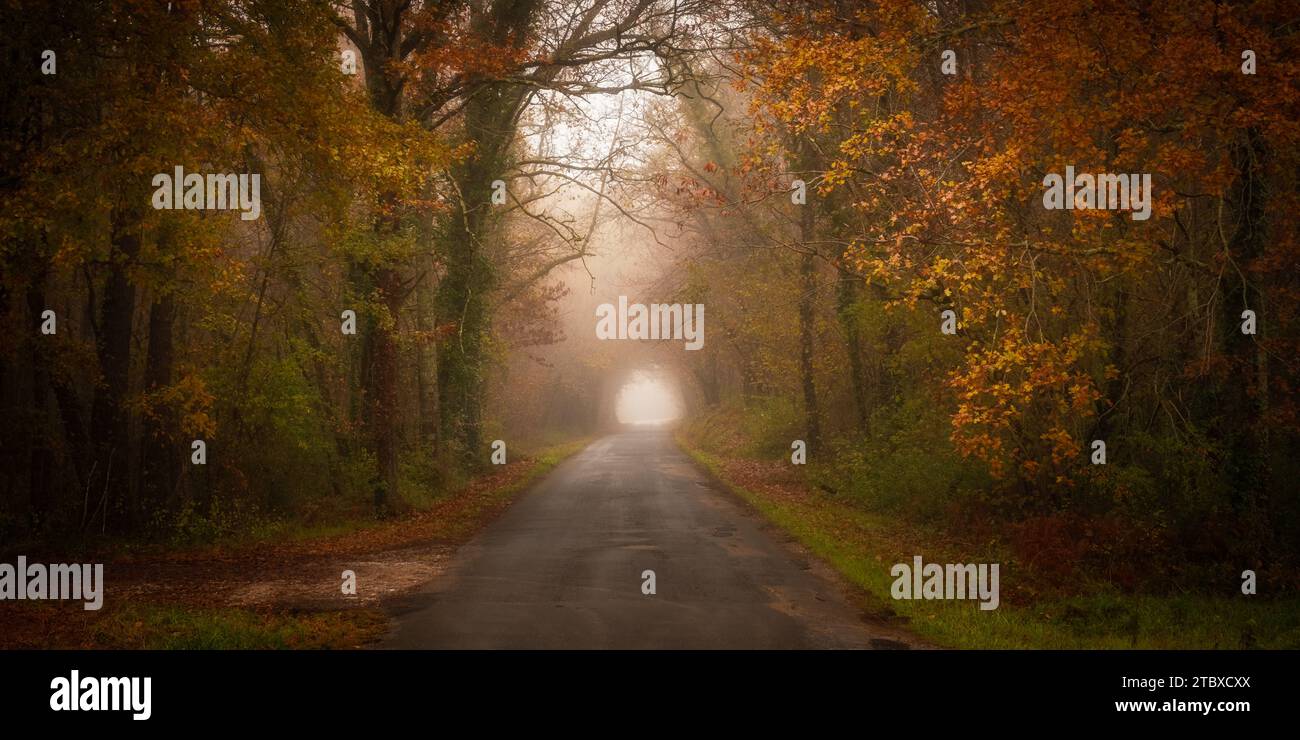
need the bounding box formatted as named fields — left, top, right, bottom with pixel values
left=383, top=429, right=916, bottom=649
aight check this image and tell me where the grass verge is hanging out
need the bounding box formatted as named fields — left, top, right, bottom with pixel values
left=1, top=600, right=388, bottom=649
left=677, top=436, right=1300, bottom=649
left=189, top=436, right=596, bottom=554
left=88, top=604, right=391, bottom=649
left=1, top=437, right=593, bottom=649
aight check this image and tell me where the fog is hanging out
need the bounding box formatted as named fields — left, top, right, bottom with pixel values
left=495, top=72, right=705, bottom=437
left=616, top=371, right=684, bottom=424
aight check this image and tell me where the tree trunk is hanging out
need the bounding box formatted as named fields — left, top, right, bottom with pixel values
left=836, top=268, right=868, bottom=431
left=796, top=139, right=822, bottom=452
left=25, top=283, right=54, bottom=528
left=142, top=289, right=177, bottom=514
left=90, top=208, right=141, bottom=533
left=370, top=264, right=403, bottom=511
left=435, top=85, right=517, bottom=465
left=1221, top=128, right=1270, bottom=540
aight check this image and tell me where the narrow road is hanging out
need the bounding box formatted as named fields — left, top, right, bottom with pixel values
left=383, top=429, right=915, bottom=649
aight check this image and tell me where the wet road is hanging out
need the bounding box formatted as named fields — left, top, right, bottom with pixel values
left=383, top=429, right=910, bottom=649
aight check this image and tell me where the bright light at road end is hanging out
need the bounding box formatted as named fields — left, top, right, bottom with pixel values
left=616, top=373, right=682, bottom=425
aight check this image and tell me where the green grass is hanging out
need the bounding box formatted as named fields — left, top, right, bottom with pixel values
left=678, top=438, right=1300, bottom=649
left=89, top=604, right=389, bottom=649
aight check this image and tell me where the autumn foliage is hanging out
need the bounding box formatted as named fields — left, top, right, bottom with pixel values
left=674, top=0, right=1300, bottom=574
